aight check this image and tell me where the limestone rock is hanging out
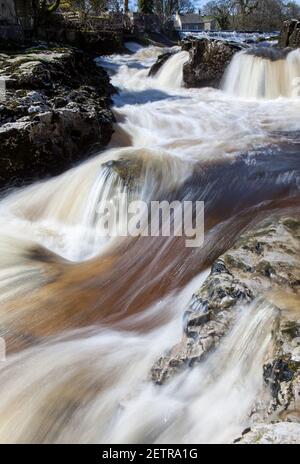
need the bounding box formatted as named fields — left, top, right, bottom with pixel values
left=0, top=47, right=115, bottom=188
left=151, top=217, right=300, bottom=384
left=182, top=38, right=245, bottom=88
left=236, top=423, right=300, bottom=444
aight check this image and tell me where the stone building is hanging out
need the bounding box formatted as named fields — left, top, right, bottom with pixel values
left=174, top=12, right=217, bottom=32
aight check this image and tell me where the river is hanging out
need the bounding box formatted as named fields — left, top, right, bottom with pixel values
left=0, top=41, right=299, bottom=443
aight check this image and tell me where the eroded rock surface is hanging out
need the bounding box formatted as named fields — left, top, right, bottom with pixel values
left=0, top=46, right=115, bottom=188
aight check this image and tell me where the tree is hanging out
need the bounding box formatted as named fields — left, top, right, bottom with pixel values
left=283, top=1, right=300, bottom=18
left=153, top=0, right=194, bottom=19
left=138, top=0, right=154, bottom=14
left=239, top=0, right=283, bottom=30
left=203, top=0, right=233, bottom=29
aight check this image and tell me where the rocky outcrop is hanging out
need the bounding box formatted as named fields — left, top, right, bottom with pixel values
left=182, top=38, right=245, bottom=88
left=279, top=19, right=300, bottom=48
left=151, top=215, right=300, bottom=443
left=151, top=217, right=300, bottom=385
left=0, top=46, right=115, bottom=188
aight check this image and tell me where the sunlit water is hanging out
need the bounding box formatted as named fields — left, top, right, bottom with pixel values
left=0, top=41, right=299, bottom=443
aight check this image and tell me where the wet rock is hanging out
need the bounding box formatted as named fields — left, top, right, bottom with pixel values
left=182, top=38, right=245, bottom=88
left=278, top=19, right=300, bottom=48
left=246, top=47, right=291, bottom=61
left=103, top=157, right=144, bottom=190
left=0, top=47, right=115, bottom=188
left=151, top=217, right=300, bottom=384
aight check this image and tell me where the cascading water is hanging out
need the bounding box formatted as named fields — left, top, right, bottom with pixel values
left=0, top=41, right=299, bottom=443
left=155, top=51, right=189, bottom=88
left=0, top=272, right=278, bottom=444
left=223, top=48, right=300, bottom=99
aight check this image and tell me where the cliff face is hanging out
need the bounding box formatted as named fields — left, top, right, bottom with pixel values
left=279, top=19, right=300, bottom=48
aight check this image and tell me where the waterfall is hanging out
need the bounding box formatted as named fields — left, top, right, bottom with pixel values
left=155, top=51, right=189, bottom=89
left=0, top=41, right=299, bottom=443
left=223, top=48, right=300, bottom=99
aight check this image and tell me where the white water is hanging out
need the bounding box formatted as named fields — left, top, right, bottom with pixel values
left=0, top=273, right=277, bottom=443
left=155, top=51, right=189, bottom=88
left=223, top=49, right=300, bottom=99
left=0, top=42, right=299, bottom=443
left=180, top=30, right=278, bottom=44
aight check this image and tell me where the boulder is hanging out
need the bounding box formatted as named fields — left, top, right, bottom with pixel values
left=278, top=19, right=300, bottom=48
left=0, top=47, right=115, bottom=188
left=182, top=38, right=245, bottom=88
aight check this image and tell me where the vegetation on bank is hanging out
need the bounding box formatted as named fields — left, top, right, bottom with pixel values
left=57, top=0, right=300, bottom=30
left=202, top=0, right=300, bottom=32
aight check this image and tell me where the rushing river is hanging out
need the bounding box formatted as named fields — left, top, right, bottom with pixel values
left=0, top=42, right=299, bottom=443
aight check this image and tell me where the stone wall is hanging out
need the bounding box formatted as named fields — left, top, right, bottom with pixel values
left=37, top=27, right=124, bottom=55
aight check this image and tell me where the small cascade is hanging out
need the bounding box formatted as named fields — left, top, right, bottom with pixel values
left=222, top=48, right=300, bottom=99
left=155, top=51, right=189, bottom=89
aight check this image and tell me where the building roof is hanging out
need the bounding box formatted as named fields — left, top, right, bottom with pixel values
left=178, top=14, right=214, bottom=24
